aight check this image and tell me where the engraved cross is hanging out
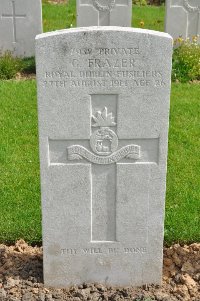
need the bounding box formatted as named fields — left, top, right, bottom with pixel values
left=49, top=94, right=159, bottom=243
left=1, top=0, right=26, bottom=43
left=79, top=0, right=129, bottom=25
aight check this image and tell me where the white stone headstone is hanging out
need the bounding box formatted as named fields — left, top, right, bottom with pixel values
left=36, top=27, right=173, bottom=287
left=0, top=0, right=42, bottom=57
left=165, top=0, right=200, bottom=41
left=76, top=0, right=132, bottom=26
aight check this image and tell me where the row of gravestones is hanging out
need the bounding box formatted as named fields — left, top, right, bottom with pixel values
left=0, top=0, right=199, bottom=57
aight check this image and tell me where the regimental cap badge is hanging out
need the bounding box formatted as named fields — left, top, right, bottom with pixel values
left=92, top=107, right=116, bottom=127
left=68, top=105, right=141, bottom=163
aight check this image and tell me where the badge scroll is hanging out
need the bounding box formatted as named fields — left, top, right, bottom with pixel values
left=67, top=107, right=141, bottom=165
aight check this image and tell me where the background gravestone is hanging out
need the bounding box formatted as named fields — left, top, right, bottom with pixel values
left=0, top=0, right=42, bottom=57
left=36, top=27, right=173, bottom=287
left=165, top=0, right=200, bottom=41
left=76, top=0, right=132, bottom=26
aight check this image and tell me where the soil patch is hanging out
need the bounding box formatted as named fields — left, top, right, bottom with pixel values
left=0, top=240, right=199, bottom=301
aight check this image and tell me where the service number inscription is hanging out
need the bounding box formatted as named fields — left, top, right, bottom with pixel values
left=41, top=46, right=167, bottom=89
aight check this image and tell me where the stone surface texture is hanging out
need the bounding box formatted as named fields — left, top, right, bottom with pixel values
left=165, top=0, right=200, bottom=41
left=36, top=27, right=173, bottom=287
left=0, top=0, right=42, bottom=57
left=76, top=0, right=132, bottom=26
left=0, top=240, right=200, bottom=301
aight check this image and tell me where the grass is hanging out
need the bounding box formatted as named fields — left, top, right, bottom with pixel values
left=42, top=0, right=165, bottom=32
left=132, top=5, right=165, bottom=31
left=0, top=81, right=199, bottom=244
left=165, top=83, right=200, bottom=244
left=0, top=81, right=41, bottom=244
left=42, top=0, right=77, bottom=31
left=0, top=53, right=36, bottom=80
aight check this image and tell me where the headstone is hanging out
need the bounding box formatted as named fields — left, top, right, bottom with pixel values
left=76, top=0, right=132, bottom=26
left=0, top=0, right=42, bottom=57
left=36, top=27, right=173, bottom=287
left=165, top=0, right=200, bottom=41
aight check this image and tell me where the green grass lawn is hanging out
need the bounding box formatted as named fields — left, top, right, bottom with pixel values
left=132, top=5, right=165, bottom=31
left=0, top=81, right=199, bottom=244
left=42, top=0, right=165, bottom=32
left=165, top=83, right=200, bottom=244
left=0, top=81, right=41, bottom=244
